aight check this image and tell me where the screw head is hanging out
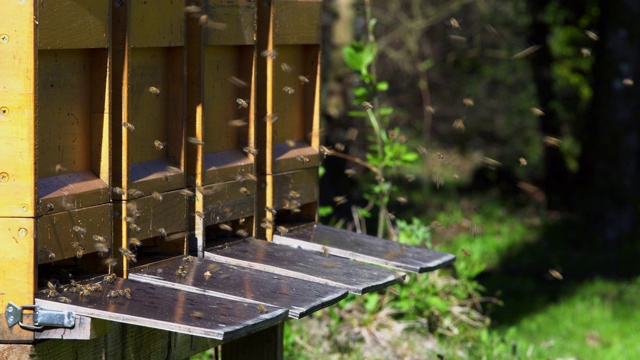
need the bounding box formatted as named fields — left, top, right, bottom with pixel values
left=0, top=35, right=8, bottom=44
left=20, top=204, right=28, bottom=212
left=18, top=228, right=27, bottom=237
left=0, top=107, right=8, bottom=117
left=0, top=173, right=8, bottom=182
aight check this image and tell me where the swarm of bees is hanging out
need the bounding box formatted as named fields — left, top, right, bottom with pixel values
left=175, top=265, right=190, bottom=277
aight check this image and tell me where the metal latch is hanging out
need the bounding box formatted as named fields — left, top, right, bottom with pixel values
left=5, top=302, right=75, bottom=331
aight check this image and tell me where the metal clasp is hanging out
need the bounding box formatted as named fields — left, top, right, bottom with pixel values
left=5, top=302, right=75, bottom=331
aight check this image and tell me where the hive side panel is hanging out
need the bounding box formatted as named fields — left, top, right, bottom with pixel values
left=272, top=0, right=321, bottom=45
left=37, top=0, right=110, bottom=50
left=129, top=0, right=184, bottom=48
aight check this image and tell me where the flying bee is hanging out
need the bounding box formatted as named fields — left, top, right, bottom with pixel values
left=158, top=228, right=168, bottom=239
left=543, top=136, right=562, bottom=147
left=321, top=246, right=329, bottom=257
left=239, top=187, right=250, bottom=196
left=236, top=229, right=249, bottom=238
left=282, top=86, right=295, bottom=95
left=585, top=30, right=599, bottom=41
left=148, top=86, right=160, bottom=95
left=344, top=168, right=356, bottom=177
left=519, top=157, right=528, bottom=166
left=92, top=234, right=107, bottom=243
left=265, top=206, right=277, bottom=216
left=57, top=296, right=72, bottom=304
left=242, top=146, right=258, bottom=155
left=461, top=248, right=471, bottom=256
left=191, top=311, right=205, bottom=319
left=128, top=237, right=142, bottom=248
left=462, top=98, right=474, bottom=106
left=71, top=241, right=85, bottom=258
left=128, top=223, right=141, bottom=232
left=361, top=101, right=374, bottom=110
left=261, top=217, right=274, bottom=225
left=236, top=98, right=249, bottom=109
left=55, top=164, right=67, bottom=173
left=242, top=173, right=257, bottom=182
left=334, top=143, right=345, bottom=152
left=285, top=139, right=296, bottom=148
left=416, top=145, right=428, bottom=157
left=280, top=63, right=293, bottom=73
left=396, top=196, right=408, bottom=204
left=548, top=269, right=563, bottom=280
left=128, top=188, right=144, bottom=197
left=122, top=122, right=135, bottom=131
left=581, top=47, right=591, bottom=57
left=193, top=211, right=204, bottom=218
left=400, top=244, right=406, bottom=253
left=449, top=17, right=461, bottom=30
left=482, top=156, right=501, bottom=167
left=219, top=223, right=233, bottom=232
left=295, top=155, right=309, bottom=163
left=228, top=118, right=248, bottom=127
left=239, top=218, right=246, bottom=224
left=102, top=257, right=118, bottom=267
left=104, top=273, right=117, bottom=284
left=264, top=113, right=278, bottom=123
left=298, top=75, right=310, bottom=84
left=124, top=216, right=136, bottom=224
left=530, top=107, right=545, bottom=116
left=452, top=119, right=465, bottom=131
left=228, top=76, right=248, bottom=88
left=260, top=49, right=278, bottom=59
left=154, top=140, right=166, bottom=150
left=276, top=226, right=288, bottom=235
left=72, top=225, right=87, bottom=236
left=119, top=247, right=137, bottom=263
left=260, top=222, right=272, bottom=230
left=199, top=16, right=227, bottom=30
left=345, top=127, right=358, bottom=142
left=623, top=78, right=634, bottom=86
left=333, top=195, right=347, bottom=206
left=257, top=304, right=267, bottom=314
left=179, top=188, right=195, bottom=197
left=288, top=190, right=301, bottom=199
left=187, top=137, right=205, bottom=146
left=426, top=105, right=436, bottom=114
left=152, top=191, right=163, bottom=201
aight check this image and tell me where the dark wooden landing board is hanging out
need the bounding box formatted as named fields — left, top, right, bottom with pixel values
left=205, top=239, right=403, bottom=294
left=128, top=256, right=348, bottom=319
left=273, top=224, right=456, bottom=273
left=35, top=277, right=288, bottom=342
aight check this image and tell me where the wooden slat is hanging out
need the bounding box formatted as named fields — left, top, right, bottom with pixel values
left=273, top=224, right=457, bottom=273
left=0, top=218, right=35, bottom=342
left=35, top=316, right=109, bottom=340
left=37, top=203, right=113, bottom=264
left=120, top=189, right=187, bottom=242
left=37, top=171, right=109, bottom=215
left=128, top=159, right=185, bottom=197
left=205, top=0, right=256, bottom=46
left=205, top=239, right=402, bottom=294
left=271, top=168, right=318, bottom=210
left=38, top=0, right=110, bottom=50
left=203, top=150, right=253, bottom=185
left=0, top=0, right=36, bottom=217
left=90, top=48, right=111, bottom=184
left=35, top=277, right=288, bottom=341
left=128, top=0, right=184, bottom=48
left=201, top=179, right=256, bottom=226
left=272, top=144, right=320, bottom=173
left=272, top=0, right=321, bottom=45
left=129, top=256, right=347, bottom=319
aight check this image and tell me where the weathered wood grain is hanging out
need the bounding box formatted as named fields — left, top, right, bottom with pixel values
left=38, top=0, right=110, bottom=50
left=271, top=168, right=319, bottom=210
left=273, top=223, right=457, bottom=273
left=35, top=316, right=109, bottom=340
left=273, top=0, right=321, bottom=45
left=201, top=179, right=256, bottom=226
left=129, top=256, right=347, bottom=318
left=128, top=0, right=184, bottom=48
left=205, top=239, right=403, bottom=294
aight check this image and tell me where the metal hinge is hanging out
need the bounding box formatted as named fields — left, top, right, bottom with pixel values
left=5, top=302, right=75, bottom=331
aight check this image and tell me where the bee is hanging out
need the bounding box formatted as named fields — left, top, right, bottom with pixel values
left=119, top=247, right=137, bottom=263
left=452, top=119, right=465, bottom=131
left=548, top=269, right=563, bottom=280
left=530, top=107, right=545, bottom=116
left=280, top=63, right=293, bottom=73
left=236, top=98, right=249, bottom=109
left=57, top=296, right=72, bottom=304
left=242, top=146, right=258, bottom=155
left=124, top=288, right=132, bottom=299
left=236, top=229, right=249, bottom=238
left=585, top=30, right=599, bottom=41
left=257, top=304, right=267, bottom=314
left=124, top=216, right=136, bottom=224
left=46, top=249, right=56, bottom=260
left=128, top=188, right=144, bottom=197
left=239, top=187, right=250, bottom=196
left=264, top=114, right=278, bottom=123
left=580, top=47, right=591, bottom=57
left=295, top=155, right=309, bottom=163
left=228, top=118, right=248, bottom=127
left=239, top=218, right=246, bottom=224
left=265, top=206, right=277, bottom=216
left=43, top=287, right=59, bottom=298
left=102, top=257, right=118, bottom=267
left=333, top=195, right=347, bottom=206
left=55, top=164, right=67, bottom=173
left=152, top=191, right=163, bottom=201
left=154, top=140, right=166, bottom=150
left=228, top=76, right=248, bottom=88
left=288, top=190, right=301, bottom=199
left=321, top=246, right=329, bottom=257
left=79, top=288, right=92, bottom=297
left=148, top=86, right=160, bottom=95
left=511, top=45, right=541, bottom=59
left=417, top=146, right=429, bottom=158
left=334, top=143, right=345, bottom=152
left=261, top=217, right=274, bottom=225
left=519, top=157, right=528, bottom=166
left=71, top=241, right=85, bottom=258
left=242, top=173, right=257, bottom=182
left=345, top=127, right=358, bottom=142
left=45, top=203, right=55, bottom=213
left=179, top=188, right=195, bottom=197
left=129, top=237, right=142, bottom=247
left=260, top=222, right=272, bottom=230
left=175, top=265, right=190, bottom=277
left=203, top=271, right=212, bottom=279
left=158, top=228, right=168, bottom=239
left=282, top=86, right=295, bottom=95
left=107, top=290, right=120, bottom=298
left=72, top=225, right=87, bottom=236
left=184, top=5, right=202, bottom=14
left=166, top=165, right=181, bottom=174
left=461, top=248, right=471, bottom=256
left=425, top=105, right=436, bottom=114
left=361, top=101, right=374, bottom=110
left=543, top=136, right=562, bottom=147
left=449, top=17, right=461, bottom=30
left=191, top=311, right=205, bottom=319
left=449, top=35, right=467, bottom=42
left=462, top=98, right=474, bottom=106
left=276, top=226, right=288, bottom=235
left=344, top=168, right=356, bottom=177
left=298, top=75, right=310, bottom=84
left=122, top=122, right=135, bottom=131
left=219, top=223, right=233, bottom=232
left=199, top=16, right=227, bottom=30
left=187, top=137, right=205, bottom=146
left=405, top=174, right=416, bottom=182
left=129, top=223, right=141, bottom=232
left=260, top=49, right=278, bottom=59
left=193, top=211, right=204, bottom=218
left=481, top=156, right=501, bottom=167
left=104, top=273, right=117, bottom=284
left=86, top=283, right=102, bottom=292
left=207, top=263, right=220, bottom=271
left=92, top=234, right=106, bottom=243
left=623, top=78, right=634, bottom=86
left=285, top=139, right=296, bottom=148
left=156, top=268, right=163, bottom=274
left=400, top=244, right=406, bottom=253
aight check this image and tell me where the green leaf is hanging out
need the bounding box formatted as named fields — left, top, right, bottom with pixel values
left=376, top=81, right=389, bottom=91
left=418, top=58, right=435, bottom=71
left=318, top=165, right=326, bottom=178
left=347, top=110, right=368, bottom=118
left=318, top=205, right=333, bottom=217
left=379, top=107, right=394, bottom=116
left=401, top=152, right=420, bottom=162
left=342, top=43, right=365, bottom=72
left=353, top=86, right=369, bottom=98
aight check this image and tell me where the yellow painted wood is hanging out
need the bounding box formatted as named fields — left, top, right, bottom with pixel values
left=0, top=218, right=35, bottom=342
left=185, top=3, right=203, bottom=189
left=0, top=0, right=36, bottom=217
left=273, top=0, right=321, bottom=45
left=129, top=0, right=184, bottom=48
left=205, top=0, right=256, bottom=46
left=90, top=48, right=111, bottom=184
left=36, top=203, right=113, bottom=264
left=38, top=0, right=110, bottom=50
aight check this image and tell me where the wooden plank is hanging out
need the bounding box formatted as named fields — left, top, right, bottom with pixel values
left=272, top=0, right=321, bottom=45
left=37, top=203, right=112, bottom=264
left=201, top=179, right=256, bottom=226
left=273, top=224, right=457, bottom=273
left=35, top=316, right=109, bottom=340
left=37, top=171, right=109, bottom=215
left=90, top=48, right=111, bottom=185
left=204, top=0, right=256, bottom=46
left=0, top=218, right=35, bottom=342
left=35, top=277, right=288, bottom=341
left=120, top=189, right=187, bottom=243
left=205, top=239, right=402, bottom=294
left=129, top=158, right=185, bottom=197
left=129, top=256, right=347, bottom=319
left=222, top=324, right=282, bottom=360
left=185, top=1, right=203, bottom=190
left=271, top=168, right=318, bottom=210
left=129, top=0, right=184, bottom=48
left=272, top=144, right=320, bottom=173
left=0, top=1, right=36, bottom=218
left=203, top=150, right=253, bottom=185
left=38, top=0, right=110, bottom=49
